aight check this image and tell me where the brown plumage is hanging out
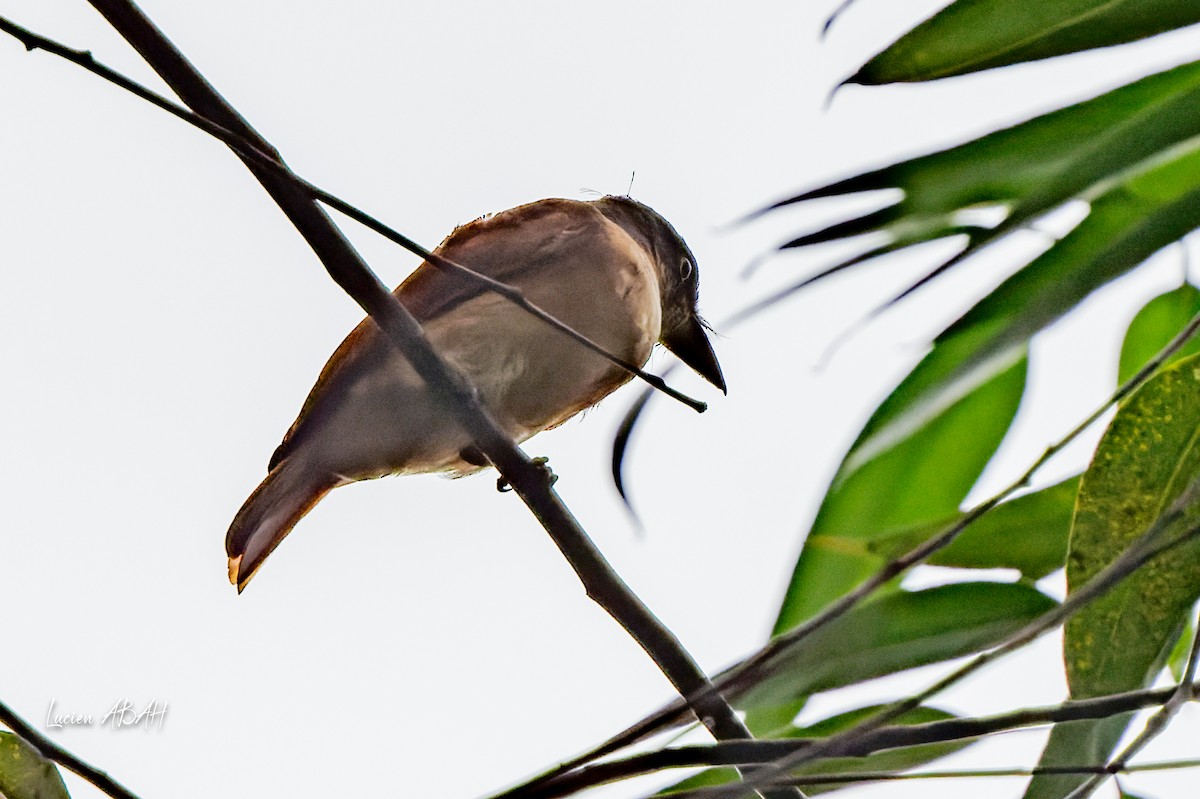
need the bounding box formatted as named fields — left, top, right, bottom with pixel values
left=226, top=196, right=724, bottom=591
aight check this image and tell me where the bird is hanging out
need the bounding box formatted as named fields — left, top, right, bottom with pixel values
left=226, top=195, right=726, bottom=591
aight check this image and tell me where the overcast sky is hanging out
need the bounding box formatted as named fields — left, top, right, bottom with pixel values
left=4, top=2, right=1200, bottom=798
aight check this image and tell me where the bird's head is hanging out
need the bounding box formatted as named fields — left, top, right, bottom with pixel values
left=596, top=195, right=726, bottom=394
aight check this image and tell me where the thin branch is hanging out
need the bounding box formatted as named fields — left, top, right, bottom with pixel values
left=0, top=14, right=705, bottom=414
left=0, top=701, right=141, bottom=799
left=522, top=304, right=1200, bottom=796
left=5, top=3, right=775, bottom=796
left=706, top=479, right=1200, bottom=799
left=667, top=759, right=1200, bottom=798
left=717, top=305, right=1200, bottom=690
left=513, top=682, right=1200, bottom=799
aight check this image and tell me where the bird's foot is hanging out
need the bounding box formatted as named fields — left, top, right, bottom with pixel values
left=496, top=456, right=558, bottom=493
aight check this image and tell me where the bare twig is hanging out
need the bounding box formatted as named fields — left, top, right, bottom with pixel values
left=704, top=478, right=1200, bottom=799
left=517, top=306, right=1200, bottom=797
left=739, top=304, right=1200, bottom=687
left=664, top=759, right=1200, bottom=798
left=511, top=682, right=1200, bottom=799
left=4, top=3, right=774, bottom=796
left=0, top=700, right=141, bottom=799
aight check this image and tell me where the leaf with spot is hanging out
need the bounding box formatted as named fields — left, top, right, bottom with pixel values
left=1024, top=353, right=1200, bottom=799
left=0, top=733, right=70, bottom=799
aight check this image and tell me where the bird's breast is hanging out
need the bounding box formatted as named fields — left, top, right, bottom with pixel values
left=430, top=225, right=661, bottom=441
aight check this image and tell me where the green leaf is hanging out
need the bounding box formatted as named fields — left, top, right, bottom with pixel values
left=741, top=583, right=1056, bottom=713
left=772, top=350, right=1026, bottom=633
left=838, top=132, right=1200, bottom=479
left=1118, top=283, right=1200, bottom=386
left=769, top=60, right=1200, bottom=260
left=947, top=138, right=1200, bottom=341
left=754, top=64, right=1200, bottom=479
left=1025, top=353, right=1200, bottom=799
left=791, top=707, right=967, bottom=795
left=850, top=0, right=1200, bottom=85
left=744, top=698, right=808, bottom=738
left=1167, top=613, right=1196, bottom=682
left=0, top=732, right=70, bottom=799
left=867, top=475, right=1080, bottom=581
left=662, top=705, right=966, bottom=796
left=1066, top=357, right=1200, bottom=693
left=1025, top=715, right=1135, bottom=799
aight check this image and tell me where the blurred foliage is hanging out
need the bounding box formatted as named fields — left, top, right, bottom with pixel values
left=610, top=2, right=1200, bottom=797
left=736, top=3, right=1200, bottom=797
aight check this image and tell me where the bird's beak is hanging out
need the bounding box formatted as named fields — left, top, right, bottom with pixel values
left=662, top=316, right=726, bottom=394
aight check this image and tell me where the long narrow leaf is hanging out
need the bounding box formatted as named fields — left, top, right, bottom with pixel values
left=853, top=136, right=1200, bottom=470
left=866, top=475, right=1080, bottom=581
left=772, top=348, right=1026, bottom=633
left=748, top=582, right=1055, bottom=713
left=768, top=60, right=1200, bottom=241
left=851, top=0, right=1200, bottom=84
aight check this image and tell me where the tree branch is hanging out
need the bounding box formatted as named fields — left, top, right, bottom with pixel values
left=0, top=700, right=141, bottom=799
left=0, top=15, right=706, bottom=415
left=521, top=305, right=1200, bottom=793
left=666, top=759, right=1200, bottom=798
left=502, top=682, right=1199, bottom=798
left=705, top=479, right=1200, bottom=799
left=5, top=1, right=777, bottom=795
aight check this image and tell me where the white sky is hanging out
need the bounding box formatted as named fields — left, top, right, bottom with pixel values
left=3, top=2, right=1200, bottom=798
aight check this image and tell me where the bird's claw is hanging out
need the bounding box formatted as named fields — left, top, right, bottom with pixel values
left=496, top=456, right=558, bottom=493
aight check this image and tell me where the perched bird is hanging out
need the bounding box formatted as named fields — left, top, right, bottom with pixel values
left=226, top=196, right=725, bottom=591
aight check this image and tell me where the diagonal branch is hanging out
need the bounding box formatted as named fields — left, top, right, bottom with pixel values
left=0, top=700, right=141, bottom=799
left=0, top=15, right=705, bottom=415
left=9, top=1, right=780, bottom=796
left=666, top=759, right=1200, bottom=797
left=509, top=682, right=1200, bottom=799
left=518, top=304, right=1200, bottom=797
left=701, top=479, right=1200, bottom=799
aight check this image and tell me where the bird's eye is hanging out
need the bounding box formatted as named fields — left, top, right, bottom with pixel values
left=679, top=257, right=694, bottom=280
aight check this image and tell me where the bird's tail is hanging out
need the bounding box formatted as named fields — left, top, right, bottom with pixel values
left=226, top=458, right=342, bottom=593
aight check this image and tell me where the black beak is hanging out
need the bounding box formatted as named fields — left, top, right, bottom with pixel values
left=662, top=316, right=726, bottom=394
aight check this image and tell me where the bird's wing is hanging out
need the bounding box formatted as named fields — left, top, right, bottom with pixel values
left=268, top=198, right=606, bottom=470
